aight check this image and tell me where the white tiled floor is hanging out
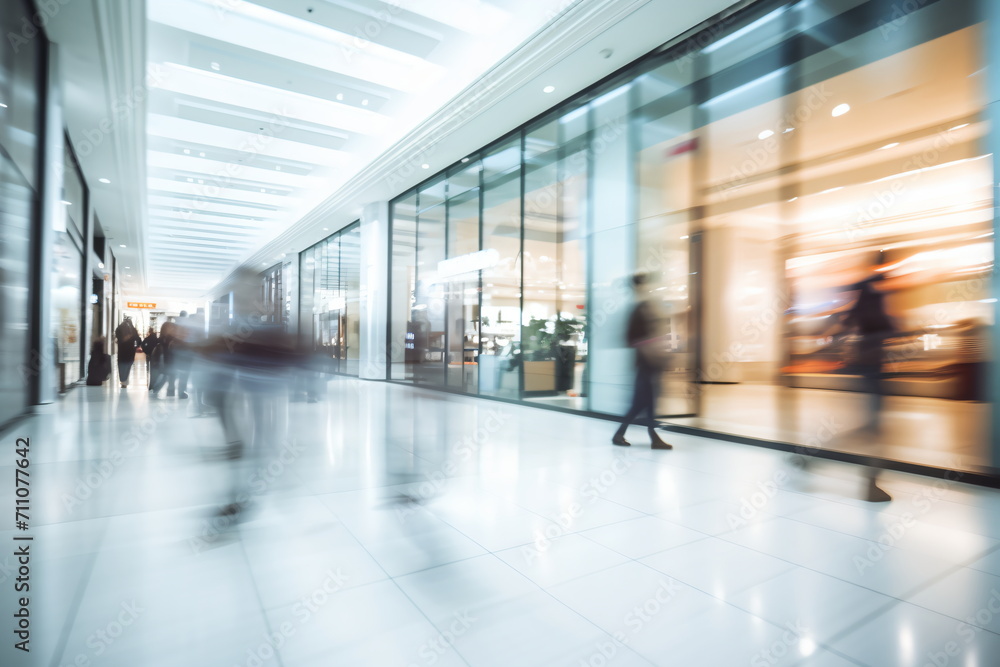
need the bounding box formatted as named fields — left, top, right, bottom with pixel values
left=2, top=376, right=1000, bottom=667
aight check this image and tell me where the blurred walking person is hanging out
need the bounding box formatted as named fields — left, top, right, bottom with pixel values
left=149, top=321, right=176, bottom=397
left=173, top=310, right=195, bottom=399
left=114, top=316, right=141, bottom=388
left=613, top=273, right=672, bottom=449
left=141, top=326, right=158, bottom=384
left=841, top=269, right=895, bottom=502
left=204, top=270, right=297, bottom=522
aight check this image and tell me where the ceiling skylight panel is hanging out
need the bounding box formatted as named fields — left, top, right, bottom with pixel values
left=149, top=0, right=444, bottom=92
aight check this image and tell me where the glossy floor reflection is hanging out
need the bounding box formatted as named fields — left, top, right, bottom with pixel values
left=1, top=376, right=999, bottom=666
left=671, top=383, right=990, bottom=474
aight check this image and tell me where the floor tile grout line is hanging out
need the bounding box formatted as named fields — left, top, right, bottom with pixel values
left=47, top=517, right=112, bottom=667
left=236, top=534, right=288, bottom=667
left=401, top=496, right=657, bottom=665
left=349, top=498, right=490, bottom=667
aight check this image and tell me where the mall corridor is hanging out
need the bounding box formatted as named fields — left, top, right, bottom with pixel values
left=5, top=0, right=1000, bottom=664
left=2, top=378, right=1000, bottom=666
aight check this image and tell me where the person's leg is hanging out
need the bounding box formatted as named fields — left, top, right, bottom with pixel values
left=118, top=361, right=128, bottom=387
left=643, top=369, right=671, bottom=448
left=858, top=348, right=890, bottom=502
left=614, top=370, right=645, bottom=444
left=174, top=350, right=189, bottom=397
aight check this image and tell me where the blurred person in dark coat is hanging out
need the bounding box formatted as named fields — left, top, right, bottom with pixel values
left=149, top=321, right=176, bottom=397
left=141, top=326, right=158, bottom=383
left=114, top=317, right=141, bottom=388
left=840, top=270, right=895, bottom=502
left=613, top=273, right=672, bottom=450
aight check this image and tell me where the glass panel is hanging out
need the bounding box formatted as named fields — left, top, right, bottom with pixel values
left=414, top=182, right=446, bottom=385
left=634, top=62, right=697, bottom=418
left=299, top=247, right=316, bottom=348
left=480, top=138, right=523, bottom=399
left=522, top=118, right=588, bottom=408
left=0, top=152, right=33, bottom=419
left=317, top=235, right=341, bottom=372
left=0, top=0, right=42, bottom=189
left=390, top=194, right=417, bottom=381
left=342, top=225, right=361, bottom=376
left=781, top=0, right=992, bottom=469
left=445, top=171, right=481, bottom=392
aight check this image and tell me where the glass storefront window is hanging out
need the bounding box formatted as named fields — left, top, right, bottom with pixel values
left=52, top=146, right=87, bottom=389
left=386, top=0, right=995, bottom=474
left=0, top=0, right=44, bottom=417
left=299, top=222, right=362, bottom=376
left=480, top=139, right=523, bottom=399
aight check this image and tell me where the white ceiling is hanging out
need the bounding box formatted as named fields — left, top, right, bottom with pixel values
left=46, top=0, right=739, bottom=301
left=143, top=0, right=590, bottom=293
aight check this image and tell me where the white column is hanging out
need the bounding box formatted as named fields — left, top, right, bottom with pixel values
left=359, top=201, right=389, bottom=379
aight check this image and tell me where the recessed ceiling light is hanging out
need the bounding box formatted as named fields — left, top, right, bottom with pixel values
left=119, top=244, right=126, bottom=248
left=336, top=93, right=344, bottom=101
left=197, top=179, right=203, bottom=184
left=275, top=165, right=282, bottom=171
left=421, top=163, right=430, bottom=169
left=758, top=129, right=774, bottom=140
left=210, top=62, right=220, bottom=71
left=186, top=177, right=193, bottom=182
left=461, top=158, right=469, bottom=163
left=361, top=98, right=369, bottom=106
left=543, top=85, right=555, bottom=93
left=260, top=188, right=266, bottom=193
left=199, top=152, right=205, bottom=157
left=183, top=149, right=190, bottom=154
left=831, top=103, right=850, bottom=117
left=124, top=266, right=130, bottom=269
left=99, top=178, right=111, bottom=184
left=323, top=227, right=329, bottom=231
left=949, top=123, right=969, bottom=131
left=61, top=200, right=71, bottom=205
left=879, top=142, right=899, bottom=150
left=98, top=262, right=105, bottom=269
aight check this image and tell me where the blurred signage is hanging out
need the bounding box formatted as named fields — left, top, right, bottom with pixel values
left=127, top=302, right=156, bottom=309
left=438, top=249, right=500, bottom=279
left=666, top=138, right=698, bottom=157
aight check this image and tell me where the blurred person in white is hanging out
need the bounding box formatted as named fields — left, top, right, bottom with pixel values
left=202, top=269, right=299, bottom=521
left=612, top=273, right=673, bottom=450
left=172, top=310, right=195, bottom=398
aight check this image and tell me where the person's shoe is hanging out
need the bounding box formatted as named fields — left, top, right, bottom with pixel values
left=864, top=479, right=892, bottom=503
left=179, top=392, right=189, bottom=399
left=120, top=382, right=127, bottom=388
left=612, top=434, right=631, bottom=447
left=650, top=437, right=673, bottom=450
